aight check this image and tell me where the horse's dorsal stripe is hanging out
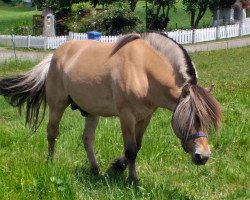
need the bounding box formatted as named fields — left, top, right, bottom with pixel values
left=110, top=34, right=141, bottom=57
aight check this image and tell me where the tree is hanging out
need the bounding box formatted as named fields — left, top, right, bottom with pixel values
left=147, top=0, right=176, bottom=30
left=130, top=0, right=138, bottom=11
left=209, top=0, right=236, bottom=9
left=182, top=0, right=210, bottom=29
left=183, top=0, right=236, bottom=29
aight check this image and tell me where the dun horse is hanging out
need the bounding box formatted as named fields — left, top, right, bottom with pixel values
left=0, top=33, right=221, bottom=184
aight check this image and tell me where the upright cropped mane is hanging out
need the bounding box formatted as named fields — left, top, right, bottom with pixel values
left=111, top=32, right=197, bottom=85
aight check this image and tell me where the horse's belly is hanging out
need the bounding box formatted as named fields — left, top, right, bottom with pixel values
left=68, top=84, right=118, bottom=117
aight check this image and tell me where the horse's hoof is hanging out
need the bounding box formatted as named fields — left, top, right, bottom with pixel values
left=46, top=156, right=53, bottom=163
left=90, top=166, right=100, bottom=176
left=108, top=157, right=128, bottom=174
left=128, top=177, right=139, bottom=186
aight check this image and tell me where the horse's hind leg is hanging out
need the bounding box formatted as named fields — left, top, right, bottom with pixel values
left=47, top=104, right=67, bottom=160
left=83, top=115, right=100, bottom=174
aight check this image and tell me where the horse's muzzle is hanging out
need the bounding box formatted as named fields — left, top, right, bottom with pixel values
left=192, top=153, right=209, bottom=165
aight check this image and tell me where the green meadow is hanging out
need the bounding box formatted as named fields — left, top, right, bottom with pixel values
left=0, top=46, right=249, bottom=199
left=0, top=1, right=40, bottom=34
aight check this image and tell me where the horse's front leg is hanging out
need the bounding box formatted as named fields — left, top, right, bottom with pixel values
left=119, top=109, right=138, bottom=184
left=107, top=113, right=152, bottom=184
left=83, top=115, right=100, bottom=175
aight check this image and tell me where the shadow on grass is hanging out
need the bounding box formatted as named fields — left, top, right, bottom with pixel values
left=73, top=166, right=195, bottom=199
left=73, top=165, right=128, bottom=187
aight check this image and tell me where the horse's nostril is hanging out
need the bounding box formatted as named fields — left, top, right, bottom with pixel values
left=202, top=156, right=209, bottom=163
left=194, top=153, right=201, bottom=160
left=194, top=153, right=209, bottom=164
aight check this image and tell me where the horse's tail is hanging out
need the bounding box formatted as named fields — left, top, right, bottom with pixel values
left=0, top=54, right=53, bottom=131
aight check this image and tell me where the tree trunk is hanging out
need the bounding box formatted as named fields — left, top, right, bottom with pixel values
left=130, top=0, right=138, bottom=12
left=194, top=3, right=208, bottom=29
left=190, top=11, right=195, bottom=28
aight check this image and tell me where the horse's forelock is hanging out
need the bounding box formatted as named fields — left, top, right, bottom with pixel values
left=172, top=85, right=221, bottom=139
left=190, top=85, right=221, bottom=130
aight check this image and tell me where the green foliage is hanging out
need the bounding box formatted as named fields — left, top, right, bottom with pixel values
left=0, top=46, right=250, bottom=199
left=71, top=2, right=92, bottom=13
left=209, top=0, right=236, bottom=9
left=66, top=2, right=141, bottom=35
left=10, top=21, right=33, bottom=35
left=182, top=0, right=210, bottom=28
left=146, top=0, right=176, bottom=31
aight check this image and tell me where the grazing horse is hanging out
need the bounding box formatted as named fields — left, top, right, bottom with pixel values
left=0, top=33, right=221, bottom=184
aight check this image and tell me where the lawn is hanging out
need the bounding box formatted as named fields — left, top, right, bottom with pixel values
left=0, top=1, right=41, bottom=34
left=0, top=46, right=249, bottom=199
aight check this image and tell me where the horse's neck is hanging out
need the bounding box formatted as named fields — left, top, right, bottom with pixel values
left=146, top=55, right=181, bottom=111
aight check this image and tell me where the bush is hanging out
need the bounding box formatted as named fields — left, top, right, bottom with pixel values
left=71, top=2, right=92, bottom=14
left=10, top=21, right=33, bottom=35
left=75, top=2, right=141, bottom=35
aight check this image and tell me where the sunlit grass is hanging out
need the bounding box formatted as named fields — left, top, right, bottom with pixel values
left=0, top=47, right=249, bottom=199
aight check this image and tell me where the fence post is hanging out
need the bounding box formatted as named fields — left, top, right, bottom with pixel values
left=11, top=34, right=18, bottom=63
left=216, top=26, right=220, bottom=40
left=239, top=20, right=243, bottom=36
left=68, top=32, right=73, bottom=40
left=27, top=35, right=31, bottom=48
left=44, top=37, right=48, bottom=50
left=192, top=29, right=195, bottom=44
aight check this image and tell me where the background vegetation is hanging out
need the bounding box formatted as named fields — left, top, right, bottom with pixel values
left=0, top=1, right=41, bottom=35
left=0, top=46, right=249, bottom=199
left=0, top=0, right=216, bottom=35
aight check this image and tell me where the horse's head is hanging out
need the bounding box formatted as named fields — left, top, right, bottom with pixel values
left=172, top=84, right=221, bottom=165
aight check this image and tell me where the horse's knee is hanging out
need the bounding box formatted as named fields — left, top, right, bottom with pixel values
left=125, top=144, right=137, bottom=163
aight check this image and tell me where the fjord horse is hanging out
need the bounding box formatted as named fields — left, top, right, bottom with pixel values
left=0, top=33, right=221, bottom=184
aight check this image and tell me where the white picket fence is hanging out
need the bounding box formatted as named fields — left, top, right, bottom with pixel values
left=1, top=19, right=250, bottom=50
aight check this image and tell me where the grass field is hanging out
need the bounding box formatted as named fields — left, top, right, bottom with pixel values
left=0, top=1, right=41, bottom=34
left=0, top=50, right=249, bottom=198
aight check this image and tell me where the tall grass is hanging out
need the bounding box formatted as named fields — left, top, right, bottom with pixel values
left=0, top=47, right=249, bottom=199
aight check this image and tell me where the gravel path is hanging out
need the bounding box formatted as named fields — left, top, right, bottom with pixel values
left=1, top=36, right=250, bottom=62
left=0, top=48, right=49, bottom=62
left=184, top=36, right=250, bottom=52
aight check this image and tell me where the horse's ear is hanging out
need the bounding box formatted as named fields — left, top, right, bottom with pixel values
left=181, top=84, right=190, bottom=98
left=206, top=84, right=215, bottom=93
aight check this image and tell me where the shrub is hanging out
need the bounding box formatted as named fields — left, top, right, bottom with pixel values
left=76, top=2, right=141, bottom=35
left=10, top=21, right=33, bottom=35
left=71, top=2, right=92, bottom=14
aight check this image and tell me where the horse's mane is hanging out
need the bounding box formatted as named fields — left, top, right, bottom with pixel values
left=111, top=32, right=197, bottom=85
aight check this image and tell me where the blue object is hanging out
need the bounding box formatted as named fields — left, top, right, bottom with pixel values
left=87, top=31, right=101, bottom=41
